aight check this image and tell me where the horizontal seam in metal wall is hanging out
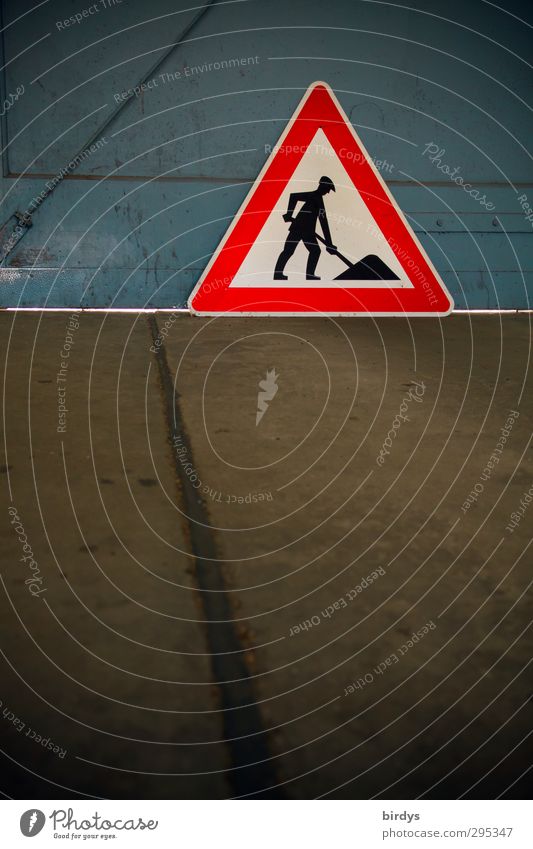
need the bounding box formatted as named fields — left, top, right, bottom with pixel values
left=5, top=172, right=533, bottom=188
left=4, top=267, right=532, bottom=273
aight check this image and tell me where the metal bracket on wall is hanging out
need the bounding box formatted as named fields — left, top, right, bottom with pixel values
left=0, top=0, right=218, bottom=266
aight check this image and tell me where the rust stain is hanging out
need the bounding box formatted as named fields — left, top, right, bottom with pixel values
left=9, top=247, right=56, bottom=267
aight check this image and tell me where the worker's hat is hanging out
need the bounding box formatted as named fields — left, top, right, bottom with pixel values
left=319, top=176, right=336, bottom=192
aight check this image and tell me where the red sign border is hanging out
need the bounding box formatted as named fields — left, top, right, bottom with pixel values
left=188, top=82, right=454, bottom=316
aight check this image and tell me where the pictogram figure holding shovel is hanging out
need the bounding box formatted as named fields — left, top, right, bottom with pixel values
left=274, top=176, right=337, bottom=280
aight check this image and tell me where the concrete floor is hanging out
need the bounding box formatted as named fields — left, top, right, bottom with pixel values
left=0, top=312, right=531, bottom=799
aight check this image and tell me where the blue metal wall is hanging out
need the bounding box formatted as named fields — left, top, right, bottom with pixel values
left=0, top=0, right=531, bottom=308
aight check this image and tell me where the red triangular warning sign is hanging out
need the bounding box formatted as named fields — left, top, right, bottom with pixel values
left=188, top=82, right=453, bottom=316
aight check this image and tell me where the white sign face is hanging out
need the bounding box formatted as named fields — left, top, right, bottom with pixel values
left=229, top=129, right=413, bottom=290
